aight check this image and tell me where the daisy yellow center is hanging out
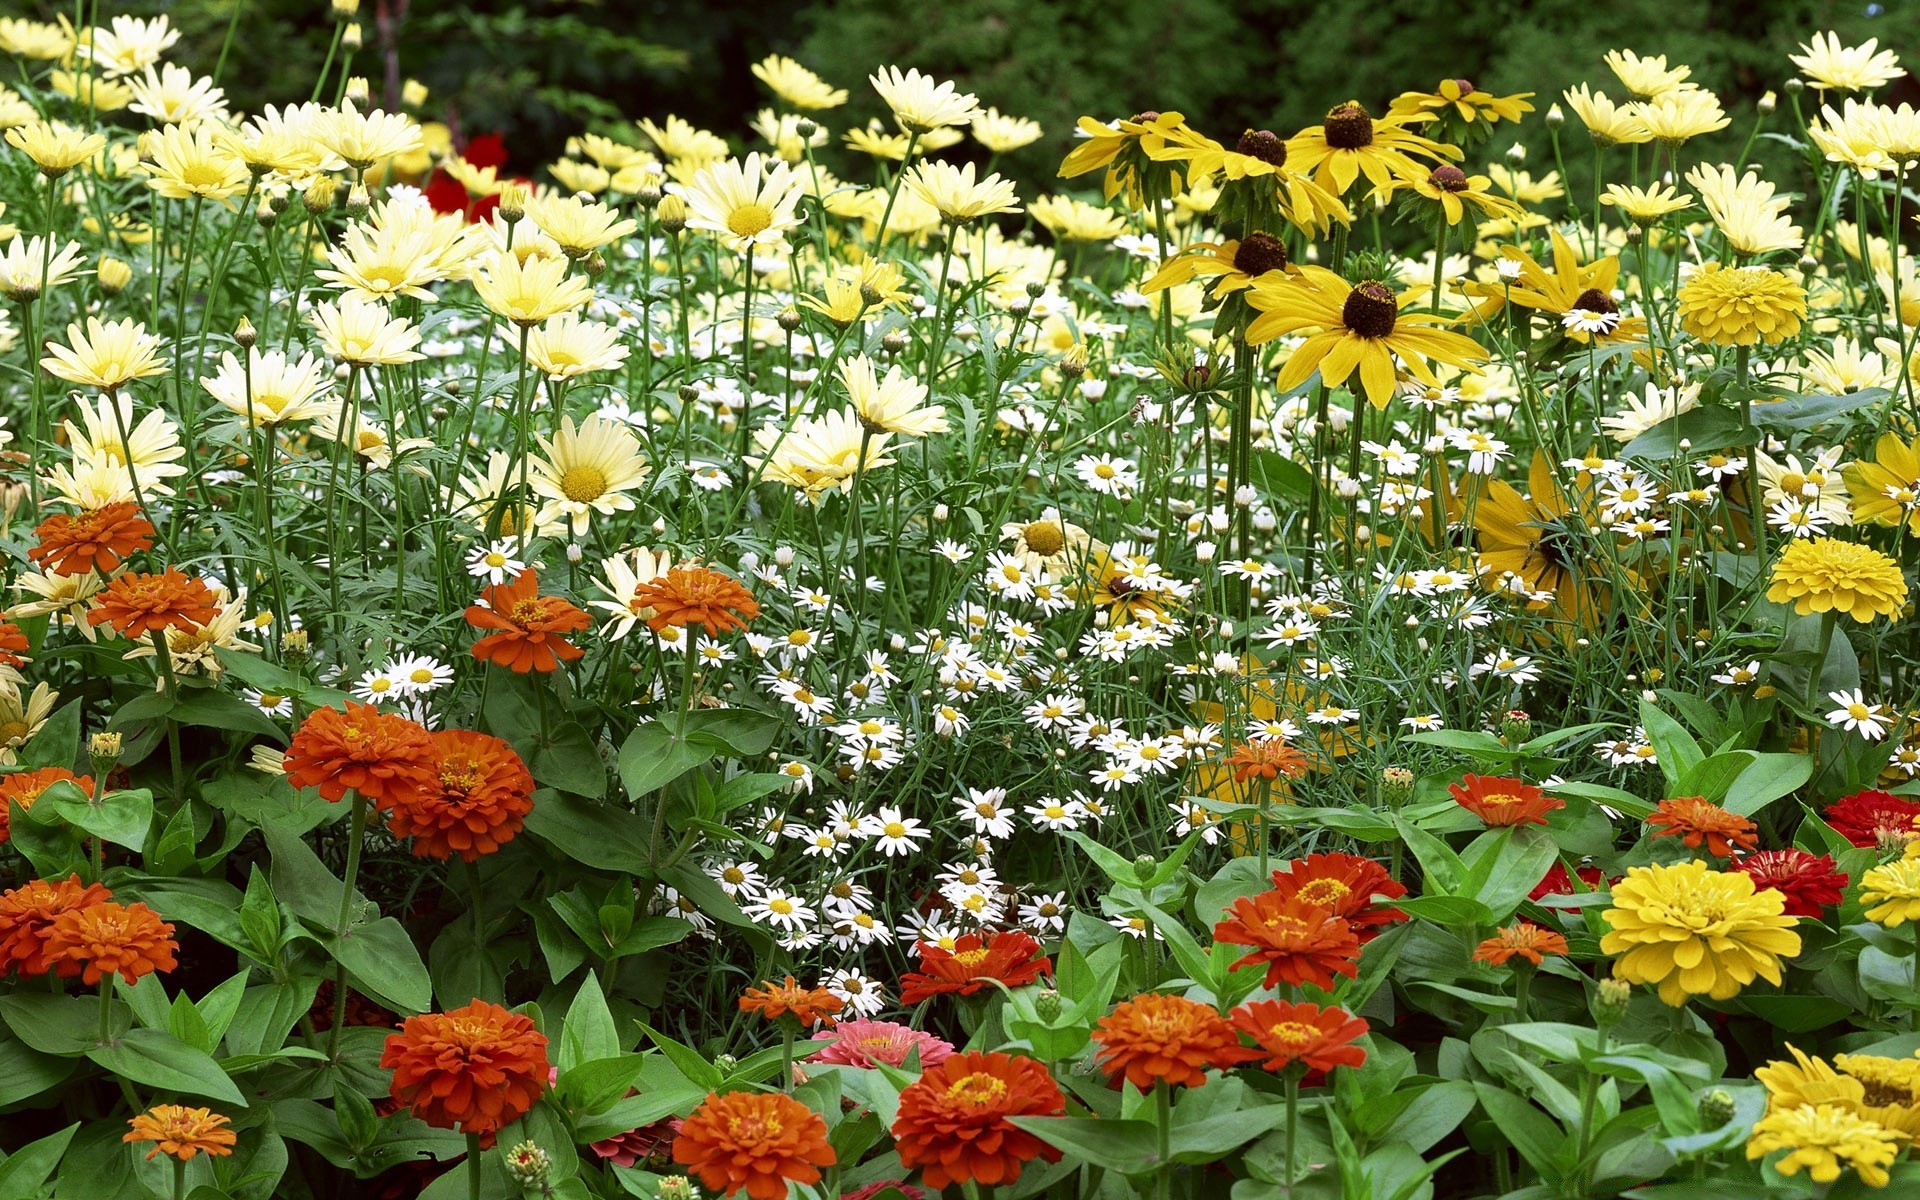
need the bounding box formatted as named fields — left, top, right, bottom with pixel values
left=368, top=677, right=392, bottom=692
left=768, top=897, right=794, bottom=915
left=1850, top=703, right=1872, bottom=720
left=727, top=202, right=774, bottom=237
left=1295, top=879, right=1351, bottom=906
left=0, top=720, right=31, bottom=744
left=1043, top=805, right=1066, bottom=818
left=409, top=668, right=435, bottom=684
left=722, top=867, right=745, bottom=884
left=946, top=1072, right=1008, bottom=1106
left=259, top=693, right=284, bottom=707
left=883, top=821, right=907, bottom=837
left=1269, top=1021, right=1320, bottom=1047
left=560, top=465, right=608, bottom=502
left=1022, top=521, right=1066, bottom=556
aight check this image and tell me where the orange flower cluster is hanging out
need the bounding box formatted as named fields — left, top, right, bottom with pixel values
left=891, top=1051, right=1065, bottom=1189
left=283, top=702, right=439, bottom=808
left=1228, top=999, right=1369, bottom=1072
left=85, top=568, right=219, bottom=639
left=1268, top=852, right=1408, bottom=943
left=739, top=975, right=846, bottom=1027
left=1646, top=795, right=1757, bottom=858
left=899, top=930, right=1052, bottom=1004
left=381, top=999, right=550, bottom=1135
left=1472, top=922, right=1570, bottom=967
left=0, top=874, right=112, bottom=978
left=629, top=567, right=761, bottom=637
left=464, top=569, right=591, bottom=673
left=672, top=1089, right=835, bottom=1200
left=1091, top=992, right=1255, bottom=1088
left=124, top=1105, right=237, bottom=1161
left=382, top=729, right=534, bottom=861
left=43, top=898, right=178, bottom=985
left=1448, top=773, right=1564, bottom=827
left=0, top=767, right=94, bottom=845
left=30, top=502, right=154, bottom=576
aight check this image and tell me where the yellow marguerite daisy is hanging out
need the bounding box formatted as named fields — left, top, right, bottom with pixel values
left=750, top=54, right=847, bottom=110
left=41, top=317, right=168, bottom=391
left=529, top=414, right=651, bottom=537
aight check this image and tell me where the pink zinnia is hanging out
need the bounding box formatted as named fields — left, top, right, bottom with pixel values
left=589, top=1118, right=676, bottom=1168
left=807, top=1020, right=954, bottom=1069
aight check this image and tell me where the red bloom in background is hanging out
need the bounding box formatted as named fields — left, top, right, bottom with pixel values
left=1733, top=849, right=1849, bottom=918
left=424, top=132, right=517, bottom=222
left=1824, top=789, right=1920, bottom=848
left=466, top=569, right=591, bottom=673
left=0, top=621, right=28, bottom=670
left=899, top=931, right=1051, bottom=1004
left=1268, top=852, right=1408, bottom=942
left=1212, top=892, right=1360, bottom=991
left=1529, top=862, right=1608, bottom=900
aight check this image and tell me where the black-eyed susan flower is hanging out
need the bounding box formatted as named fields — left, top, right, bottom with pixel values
left=1283, top=101, right=1459, bottom=199
left=1141, top=234, right=1292, bottom=299
left=1843, top=433, right=1920, bottom=534
left=1057, top=110, right=1190, bottom=206
left=1391, top=164, right=1525, bottom=226
left=1465, top=228, right=1646, bottom=344
left=1148, top=126, right=1350, bottom=235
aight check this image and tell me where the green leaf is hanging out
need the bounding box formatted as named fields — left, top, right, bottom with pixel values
left=1379, top=1081, right=1478, bottom=1154
left=324, top=917, right=433, bottom=1014
left=0, top=1123, right=79, bottom=1197
left=560, top=971, right=621, bottom=1071
left=1393, top=815, right=1465, bottom=895
left=616, top=709, right=778, bottom=799
left=170, top=687, right=292, bottom=740
left=89, top=1028, right=245, bottom=1103
left=637, top=1022, right=722, bottom=1091
left=1675, top=753, right=1751, bottom=807
left=1638, top=697, right=1703, bottom=789
left=1723, top=753, right=1813, bottom=816
left=0, top=1031, right=77, bottom=1106
left=1748, top=387, right=1890, bottom=434
left=0, top=992, right=119, bottom=1055
left=44, top=781, right=153, bottom=850
left=1462, top=826, right=1559, bottom=920
left=1405, top=729, right=1521, bottom=760
left=1169, top=1103, right=1284, bottom=1161
left=522, top=790, right=655, bottom=876
left=17, top=699, right=81, bottom=770
left=1008, top=1117, right=1161, bottom=1176
left=1472, top=1083, right=1568, bottom=1182
left=1621, top=406, right=1749, bottom=460
left=1066, top=828, right=1202, bottom=891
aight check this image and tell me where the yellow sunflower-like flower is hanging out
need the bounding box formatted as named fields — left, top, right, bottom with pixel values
left=1600, top=859, right=1802, bottom=1006
left=1471, top=452, right=1620, bottom=628
left=1604, top=49, right=1693, bottom=101
left=1766, top=536, right=1908, bottom=621
left=41, top=317, right=168, bottom=391
left=1390, top=78, right=1534, bottom=126
left=1675, top=262, right=1805, bottom=346
left=1844, top=433, right=1920, bottom=535
left=1284, top=101, right=1460, bottom=199
left=1464, top=228, right=1646, bottom=345
left=1632, top=89, right=1729, bottom=146
left=1141, top=234, right=1292, bottom=298
left=1562, top=85, right=1652, bottom=147
left=1057, top=110, right=1191, bottom=206
left=1027, top=194, right=1127, bottom=242
left=1861, top=857, right=1920, bottom=927
left=1757, top=1044, right=1920, bottom=1139
left=1600, top=182, right=1692, bottom=225
left=1392, top=164, right=1525, bottom=226
left=1146, top=127, right=1350, bottom=235
left=1244, top=265, right=1486, bottom=409
left=1746, top=1104, right=1901, bottom=1188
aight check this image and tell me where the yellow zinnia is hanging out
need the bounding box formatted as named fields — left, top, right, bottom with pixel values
left=1676, top=262, right=1805, bottom=346
left=1599, top=860, right=1801, bottom=1006
left=1766, top=537, right=1908, bottom=622
left=1746, top=1104, right=1901, bottom=1188
left=1861, top=857, right=1920, bottom=927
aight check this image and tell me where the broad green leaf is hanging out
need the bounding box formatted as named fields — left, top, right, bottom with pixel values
left=323, top=917, right=433, bottom=1014
left=89, top=1028, right=245, bottom=1103
left=0, top=1123, right=78, bottom=1197
left=1008, top=1117, right=1160, bottom=1176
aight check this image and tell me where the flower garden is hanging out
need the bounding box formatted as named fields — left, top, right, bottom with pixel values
left=3, top=7, right=1920, bottom=1199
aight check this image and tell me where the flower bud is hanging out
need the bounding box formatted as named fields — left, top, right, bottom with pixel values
left=1500, top=708, right=1532, bottom=743
left=932, top=503, right=949, bottom=522
left=1592, top=977, right=1632, bottom=1026
left=256, top=200, right=278, bottom=228
left=657, top=1177, right=695, bottom=1200
left=584, top=250, right=607, bottom=277
left=497, top=182, right=527, bottom=222
left=1380, top=765, right=1414, bottom=806
left=503, top=1141, right=550, bottom=1189
left=401, top=79, right=428, bottom=108
left=1034, top=988, right=1063, bottom=1021
left=881, top=329, right=909, bottom=355
left=344, top=184, right=370, bottom=218
left=1133, top=854, right=1157, bottom=882
left=281, top=628, right=311, bottom=659
left=96, top=255, right=132, bottom=294
left=657, top=194, right=688, bottom=234
left=89, top=731, right=122, bottom=776
left=341, top=23, right=363, bottom=50
left=1698, top=1088, right=1735, bottom=1129
left=777, top=305, right=802, bottom=332
left=1059, top=344, right=1087, bottom=378
left=332, top=0, right=360, bottom=15
left=1545, top=103, right=1564, bottom=128
left=1757, top=90, right=1776, bottom=114
left=344, top=75, right=370, bottom=106
left=235, top=316, right=258, bottom=349
left=1025, top=280, right=1046, bottom=299
left=303, top=176, right=338, bottom=215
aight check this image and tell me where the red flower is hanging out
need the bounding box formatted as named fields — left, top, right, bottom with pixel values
left=0, top=621, right=28, bottom=669
left=283, top=702, right=439, bottom=808
left=1733, top=849, right=1849, bottom=918
left=1228, top=999, right=1368, bottom=1073
left=1268, top=852, right=1408, bottom=942
left=0, top=767, right=94, bottom=845
left=0, top=875, right=113, bottom=977
left=899, top=931, right=1052, bottom=1004
left=466, top=569, right=591, bottom=673
left=1212, top=892, right=1360, bottom=991
left=1528, top=862, right=1608, bottom=900
left=381, top=999, right=550, bottom=1135
left=1645, top=796, right=1757, bottom=858
left=1448, top=773, right=1563, bottom=827
left=891, top=1051, right=1064, bottom=1189
left=739, top=976, right=844, bottom=1028
left=1824, top=789, right=1920, bottom=849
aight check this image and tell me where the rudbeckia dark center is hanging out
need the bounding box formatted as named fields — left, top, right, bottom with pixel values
left=1452, top=78, right=1476, bottom=95
left=1324, top=103, right=1375, bottom=150
left=1429, top=166, right=1469, bottom=192
left=1572, top=287, right=1619, bottom=315
left=1342, top=281, right=1399, bottom=339
left=1130, top=111, right=1161, bottom=125
left=1233, top=232, right=1290, bottom=276
left=1235, top=129, right=1287, bottom=167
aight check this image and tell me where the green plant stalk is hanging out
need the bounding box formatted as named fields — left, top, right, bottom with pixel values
left=149, top=629, right=185, bottom=802
left=465, top=1131, right=482, bottom=1200
left=1571, top=1024, right=1612, bottom=1197
left=171, top=1156, right=186, bottom=1200
left=871, top=132, right=922, bottom=257
left=98, top=977, right=114, bottom=1046
left=1283, top=1072, right=1300, bottom=1197
left=1154, top=1080, right=1174, bottom=1200
left=328, top=789, right=369, bottom=1061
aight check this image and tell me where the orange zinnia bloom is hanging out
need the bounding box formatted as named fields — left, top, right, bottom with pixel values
left=124, top=1105, right=238, bottom=1161
left=1229, top=999, right=1369, bottom=1073
left=44, top=899, right=178, bottom=985
left=283, top=701, right=439, bottom=807
left=1212, top=892, right=1361, bottom=991
left=381, top=999, right=550, bottom=1135
left=1222, top=740, right=1310, bottom=783
left=465, top=569, right=592, bottom=673
left=1268, top=852, right=1408, bottom=942
left=628, top=567, right=761, bottom=637
left=30, top=502, right=155, bottom=577
left=1472, top=922, right=1570, bottom=967
left=740, top=975, right=846, bottom=1027
left=0, top=874, right=112, bottom=977
left=672, top=1089, right=836, bottom=1200
left=0, top=767, right=93, bottom=845
left=891, top=1051, right=1065, bottom=1190
left=1645, top=795, right=1757, bottom=858
left=0, top=620, right=30, bottom=669
left=85, top=568, right=220, bottom=640
left=382, top=729, right=534, bottom=861
left=1091, top=992, right=1255, bottom=1089
left=899, top=930, right=1052, bottom=1005
left=1447, top=773, right=1563, bottom=827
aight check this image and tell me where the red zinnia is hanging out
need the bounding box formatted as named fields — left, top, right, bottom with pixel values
left=1229, top=999, right=1369, bottom=1073
left=808, top=1020, right=954, bottom=1070
left=672, top=1089, right=835, bottom=1200
left=86, top=569, right=220, bottom=640
left=1645, top=795, right=1757, bottom=858
left=0, top=874, right=112, bottom=977
left=739, top=975, right=845, bottom=1028
left=43, top=899, right=179, bottom=985
left=381, top=999, right=550, bottom=1135
left=0, top=767, right=94, bottom=845
left=1212, top=891, right=1361, bottom=991
left=1824, top=789, right=1920, bottom=849
left=1091, top=992, right=1256, bottom=1089
left=1448, top=773, right=1564, bottom=827
left=381, top=729, right=534, bottom=860
left=30, top=502, right=155, bottom=576
left=1733, top=849, right=1849, bottom=918
left=899, top=930, right=1052, bottom=1005
left=283, top=702, right=439, bottom=807
left=465, top=569, right=592, bottom=673
left=891, top=1051, right=1065, bottom=1189
left=1529, top=862, right=1608, bottom=900
left=1268, top=852, right=1408, bottom=943
left=1471, top=922, right=1570, bottom=967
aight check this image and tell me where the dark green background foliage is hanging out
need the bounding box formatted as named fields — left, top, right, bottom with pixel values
left=40, top=0, right=1920, bottom=189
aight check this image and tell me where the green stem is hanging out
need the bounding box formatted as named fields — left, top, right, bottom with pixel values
left=171, top=1156, right=186, bottom=1200
left=1154, top=1081, right=1174, bottom=1200
left=465, top=1132, right=482, bottom=1200
left=98, top=978, right=115, bottom=1046
left=1283, top=1072, right=1300, bottom=1196
left=327, top=789, right=369, bottom=1060
left=149, top=631, right=185, bottom=801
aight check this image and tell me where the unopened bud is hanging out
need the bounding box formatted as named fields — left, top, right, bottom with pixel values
left=1698, top=1088, right=1736, bottom=1128
left=303, top=176, right=338, bottom=215
left=255, top=200, right=278, bottom=228
left=343, top=76, right=370, bottom=106
left=1381, top=766, right=1414, bottom=805
left=1034, top=988, right=1062, bottom=1021
left=1500, top=709, right=1532, bottom=743
left=401, top=79, right=428, bottom=108
left=89, top=731, right=123, bottom=774
left=498, top=182, right=527, bottom=222
left=1132, top=854, right=1157, bottom=882
left=341, top=23, right=363, bottom=50
left=1593, top=977, right=1632, bottom=1025
left=1545, top=104, right=1564, bottom=128
left=331, top=0, right=360, bottom=14
left=281, top=628, right=311, bottom=659
left=234, top=317, right=257, bottom=349
left=881, top=329, right=909, bottom=355
left=343, top=184, right=369, bottom=218
left=96, top=255, right=132, bottom=294
left=657, top=194, right=688, bottom=234
left=584, top=251, right=607, bottom=277
left=503, top=1141, right=550, bottom=1188
left=1784, top=78, right=1804, bottom=93
left=932, top=503, right=949, bottom=522
left=713, top=1053, right=738, bottom=1074
left=1025, top=280, right=1046, bottom=299
left=657, top=1178, right=695, bottom=1200
left=777, top=305, right=802, bottom=332
left=1757, top=91, right=1776, bottom=114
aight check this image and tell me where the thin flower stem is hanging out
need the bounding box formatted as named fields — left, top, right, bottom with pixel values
left=327, top=789, right=369, bottom=1061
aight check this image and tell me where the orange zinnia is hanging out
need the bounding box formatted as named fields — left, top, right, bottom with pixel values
left=86, top=568, right=220, bottom=640
left=1447, top=773, right=1563, bottom=827
left=0, top=620, right=30, bottom=670
left=283, top=701, right=439, bottom=807
left=381, top=729, right=534, bottom=861
left=124, top=1105, right=238, bottom=1161
left=1222, top=740, right=1310, bottom=783
left=0, top=767, right=94, bottom=845
left=672, top=1089, right=836, bottom=1200
left=899, top=930, right=1052, bottom=1005
left=1229, top=999, right=1369, bottom=1073
left=1268, top=852, right=1408, bottom=942
left=1472, top=922, right=1570, bottom=967
left=1645, top=795, right=1757, bottom=858
left=381, top=999, right=550, bottom=1135
left=0, top=874, right=112, bottom=977
left=30, top=502, right=154, bottom=577
left=465, top=569, right=592, bottom=673
left=1212, top=892, right=1361, bottom=991
left=1091, top=992, right=1255, bottom=1089
left=740, top=975, right=846, bottom=1027
left=628, top=567, right=761, bottom=637
left=891, top=1051, right=1065, bottom=1190
left=44, top=899, right=179, bottom=985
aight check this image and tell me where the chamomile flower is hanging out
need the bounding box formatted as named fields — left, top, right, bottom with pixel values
left=742, top=889, right=816, bottom=931
left=957, top=787, right=1015, bottom=839
left=466, top=540, right=527, bottom=586
left=824, top=971, right=886, bottom=1018
left=1026, top=796, right=1085, bottom=831
left=1827, top=689, right=1895, bottom=740
left=1019, top=892, right=1069, bottom=932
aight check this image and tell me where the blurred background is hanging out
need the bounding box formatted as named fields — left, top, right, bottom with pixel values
left=42, top=0, right=1920, bottom=193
